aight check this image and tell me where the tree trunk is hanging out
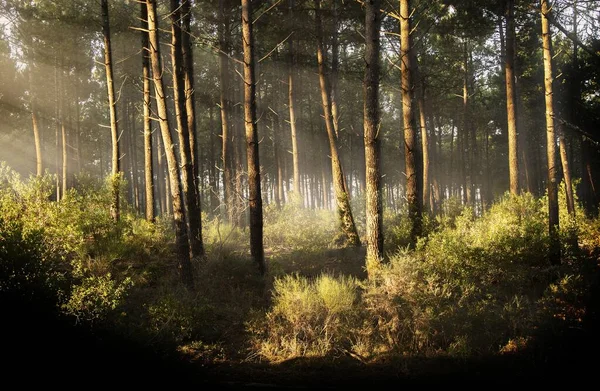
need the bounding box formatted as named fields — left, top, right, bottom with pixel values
left=219, top=0, right=234, bottom=222
left=54, top=58, right=61, bottom=201
left=330, top=0, right=341, bottom=138
left=28, top=53, right=42, bottom=177
left=400, top=0, right=421, bottom=244
left=241, top=0, right=266, bottom=274
left=417, top=79, right=430, bottom=214
left=559, top=128, right=575, bottom=215
left=287, top=0, right=301, bottom=201
left=171, top=0, right=204, bottom=259
left=208, top=105, right=220, bottom=214
left=181, top=0, right=204, bottom=257
left=146, top=0, right=194, bottom=288
left=364, top=0, right=383, bottom=274
left=505, top=0, right=519, bottom=196
left=61, top=115, right=67, bottom=197
left=541, top=0, right=560, bottom=265
left=101, top=0, right=120, bottom=222
left=141, top=2, right=154, bottom=222
left=315, top=0, right=360, bottom=246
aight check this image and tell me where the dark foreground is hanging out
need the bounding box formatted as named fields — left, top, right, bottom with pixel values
left=4, top=269, right=600, bottom=389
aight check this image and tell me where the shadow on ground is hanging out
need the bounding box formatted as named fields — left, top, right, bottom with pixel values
left=4, top=256, right=599, bottom=389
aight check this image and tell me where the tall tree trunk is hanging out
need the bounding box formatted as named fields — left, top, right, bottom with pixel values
left=27, top=48, right=43, bottom=177
left=364, top=0, right=383, bottom=274
left=61, top=114, right=67, bottom=197
left=541, top=0, right=560, bottom=265
left=208, top=105, right=220, bottom=213
left=55, top=58, right=61, bottom=201
left=146, top=0, right=194, bottom=288
left=330, top=0, right=341, bottom=137
left=505, top=0, right=519, bottom=195
left=559, top=128, right=575, bottom=215
left=241, top=0, right=266, bottom=274
left=155, top=129, right=165, bottom=215
left=288, top=0, right=301, bottom=201
left=171, top=0, right=204, bottom=259
left=462, top=41, right=473, bottom=207
left=219, top=0, right=234, bottom=222
left=417, top=78, right=430, bottom=214
left=101, top=0, right=120, bottom=222
left=315, top=0, right=360, bottom=246
left=181, top=0, right=204, bottom=256
left=400, top=0, right=421, bottom=244
left=141, top=2, right=154, bottom=222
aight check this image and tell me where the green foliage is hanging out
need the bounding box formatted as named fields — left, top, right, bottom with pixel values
left=145, top=289, right=215, bottom=345
left=255, top=273, right=361, bottom=360
left=364, top=193, right=556, bottom=356
left=63, top=273, right=132, bottom=323
left=263, top=202, right=337, bottom=251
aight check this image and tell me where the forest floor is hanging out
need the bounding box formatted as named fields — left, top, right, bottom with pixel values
left=5, top=241, right=600, bottom=388
left=183, top=247, right=600, bottom=388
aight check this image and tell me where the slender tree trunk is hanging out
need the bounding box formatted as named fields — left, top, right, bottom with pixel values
left=241, top=0, right=266, bottom=274
left=364, top=0, right=383, bottom=274
left=400, top=0, right=421, bottom=244
left=559, top=128, right=575, bottom=215
left=101, top=0, right=120, bottom=222
left=417, top=79, right=430, bottom=214
left=287, top=0, right=301, bottom=201
left=315, top=0, right=360, bottom=246
left=462, top=41, right=473, bottom=207
left=171, top=0, right=203, bottom=259
left=155, top=129, right=165, bottom=215
left=505, top=0, right=519, bottom=195
left=55, top=58, right=61, bottom=201
left=219, top=0, right=234, bottom=222
left=181, top=0, right=204, bottom=256
left=208, top=105, right=219, bottom=213
left=330, top=0, right=341, bottom=138
left=541, top=0, right=560, bottom=265
left=27, top=48, right=43, bottom=177
left=141, top=2, right=154, bottom=222
left=147, top=0, right=194, bottom=288
left=61, top=115, right=67, bottom=197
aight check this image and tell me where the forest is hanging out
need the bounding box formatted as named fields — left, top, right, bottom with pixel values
left=1, top=0, right=600, bottom=386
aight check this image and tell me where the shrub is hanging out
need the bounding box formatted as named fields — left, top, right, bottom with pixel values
left=255, top=273, right=361, bottom=361
left=364, top=193, right=555, bottom=356
left=62, top=273, right=133, bottom=323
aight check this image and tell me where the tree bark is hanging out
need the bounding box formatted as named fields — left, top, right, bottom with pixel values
left=146, top=0, right=194, bottom=288
left=287, top=0, right=301, bottom=201
left=541, top=0, right=560, bottom=265
left=101, top=0, right=120, bottom=223
left=219, top=0, right=234, bottom=222
left=315, top=0, right=360, bottom=246
left=181, top=0, right=204, bottom=256
left=141, top=2, right=154, bottom=222
left=171, top=0, right=203, bottom=260
left=505, top=0, right=519, bottom=196
left=242, top=0, right=266, bottom=274
left=27, top=46, right=43, bottom=177
left=559, top=127, right=575, bottom=215
left=417, top=77, right=430, bottom=214
left=400, top=0, right=421, bottom=244
left=364, top=0, right=383, bottom=274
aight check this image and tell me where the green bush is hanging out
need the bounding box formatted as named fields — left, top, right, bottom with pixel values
left=255, top=273, right=361, bottom=361
left=364, top=193, right=554, bottom=356
left=63, top=273, right=133, bottom=323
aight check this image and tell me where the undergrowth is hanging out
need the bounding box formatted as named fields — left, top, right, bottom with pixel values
left=1, top=162, right=599, bottom=369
